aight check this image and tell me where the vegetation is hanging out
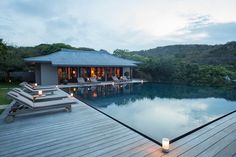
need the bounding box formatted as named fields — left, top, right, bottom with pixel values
left=0, top=82, right=19, bottom=105
left=114, top=42, right=236, bottom=87
left=1, top=38, right=236, bottom=87
left=0, top=40, right=96, bottom=82
left=0, top=82, right=19, bottom=114
left=0, top=88, right=11, bottom=105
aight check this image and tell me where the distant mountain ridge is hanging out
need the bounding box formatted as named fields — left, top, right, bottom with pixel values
left=132, top=41, right=236, bottom=66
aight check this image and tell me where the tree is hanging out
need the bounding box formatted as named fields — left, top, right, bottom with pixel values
left=0, top=39, right=7, bottom=65
left=0, top=39, right=8, bottom=80
left=0, top=39, right=24, bottom=81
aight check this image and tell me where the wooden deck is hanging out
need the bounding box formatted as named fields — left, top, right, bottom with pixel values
left=57, top=79, right=145, bottom=88
left=0, top=89, right=235, bottom=157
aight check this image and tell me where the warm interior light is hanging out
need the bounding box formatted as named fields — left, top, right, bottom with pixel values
left=72, top=70, right=76, bottom=74
left=73, top=88, right=76, bottom=92
left=70, top=93, right=74, bottom=97
left=162, top=138, right=169, bottom=153
left=38, top=90, right=43, bottom=96
left=34, top=83, right=38, bottom=87
left=92, top=92, right=97, bottom=97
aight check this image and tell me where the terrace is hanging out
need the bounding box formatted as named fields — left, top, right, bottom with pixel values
left=0, top=86, right=236, bottom=157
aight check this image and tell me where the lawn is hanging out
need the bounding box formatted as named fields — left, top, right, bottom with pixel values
left=0, top=88, right=12, bottom=105
left=0, top=82, right=19, bottom=114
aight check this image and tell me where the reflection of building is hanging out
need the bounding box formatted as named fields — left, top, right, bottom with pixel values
left=75, top=84, right=134, bottom=105
left=25, top=49, right=138, bottom=85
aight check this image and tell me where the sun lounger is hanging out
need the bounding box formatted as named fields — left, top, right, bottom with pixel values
left=12, top=88, right=68, bottom=102
left=90, top=77, right=101, bottom=84
left=121, top=76, right=131, bottom=82
left=22, top=85, right=57, bottom=95
left=19, top=82, right=56, bottom=90
left=5, top=91, right=77, bottom=123
left=112, top=76, right=121, bottom=82
left=77, top=77, right=87, bottom=84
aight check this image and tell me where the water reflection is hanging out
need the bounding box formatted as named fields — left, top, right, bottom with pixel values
left=63, top=83, right=236, bottom=141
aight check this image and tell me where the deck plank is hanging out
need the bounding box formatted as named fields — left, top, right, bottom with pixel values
left=196, top=130, right=236, bottom=157
left=16, top=127, right=131, bottom=157
left=114, top=141, right=158, bottom=157
left=97, top=138, right=150, bottom=156
left=179, top=122, right=236, bottom=157
left=130, top=144, right=162, bottom=157
left=214, top=140, right=236, bottom=157
left=0, top=122, right=124, bottom=156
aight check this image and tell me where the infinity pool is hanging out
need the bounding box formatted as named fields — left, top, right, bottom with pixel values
left=64, top=83, right=236, bottom=143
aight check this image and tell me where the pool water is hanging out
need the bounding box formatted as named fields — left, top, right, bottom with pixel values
left=64, top=83, right=236, bottom=143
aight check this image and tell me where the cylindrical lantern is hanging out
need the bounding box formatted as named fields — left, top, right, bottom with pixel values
left=162, top=138, right=169, bottom=153
left=38, top=90, right=43, bottom=96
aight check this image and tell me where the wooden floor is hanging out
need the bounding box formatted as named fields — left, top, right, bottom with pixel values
left=57, top=79, right=145, bottom=88
left=0, top=90, right=236, bottom=157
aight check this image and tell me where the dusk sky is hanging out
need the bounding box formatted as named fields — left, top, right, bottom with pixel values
left=0, top=0, right=236, bottom=52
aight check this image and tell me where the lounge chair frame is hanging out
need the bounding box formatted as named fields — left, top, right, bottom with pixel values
left=12, top=88, right=68, bottom=102
left=5, top=92, right=76, bottom=123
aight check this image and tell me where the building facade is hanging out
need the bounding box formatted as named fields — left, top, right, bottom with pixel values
left=25, top=49, right=138, bottom=85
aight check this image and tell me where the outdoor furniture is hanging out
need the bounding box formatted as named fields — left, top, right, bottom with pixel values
left=12, top=88, right=68, bottom=102
left=112, top=76, right=121, bottom=82
left=77, top=77, right=87, bottom=84
left=19, top=82, right=56, bottom=90
left=22, top=84, right=57, bottom=95
left=121, top=76, right=130, bottom=82
left=90, top=77, right=101, bottom=84
left=5, top=91, right=77, bottom=123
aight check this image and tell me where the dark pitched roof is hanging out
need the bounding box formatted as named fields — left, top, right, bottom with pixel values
left=24, top=49, right=139, bottom=67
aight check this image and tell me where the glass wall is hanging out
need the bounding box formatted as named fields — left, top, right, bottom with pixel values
left=57, top=67, right=124, bottom=84
left=57, top=67, right=77, bottom=83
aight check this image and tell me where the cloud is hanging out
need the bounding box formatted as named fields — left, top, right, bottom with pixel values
left=0, top=0, right=236, bottom=51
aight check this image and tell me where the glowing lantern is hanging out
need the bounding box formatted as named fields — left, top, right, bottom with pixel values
left=38, top=90, right=43, bottom=96
left=70, top=93, right=74, bottom=97
left=162, top=138, right=170, bottom=153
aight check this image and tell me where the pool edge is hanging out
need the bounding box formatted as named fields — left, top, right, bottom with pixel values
left=76, top=97, right=236, bottom=145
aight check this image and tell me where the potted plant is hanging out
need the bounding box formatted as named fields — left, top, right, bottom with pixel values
left=124, top=71, right=130, bottom=79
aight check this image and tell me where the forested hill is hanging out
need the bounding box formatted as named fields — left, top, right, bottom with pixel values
left=132, top=41, right=236, bottom=66
left=113, top=41, right=236, bottom=87
left=7, top=43, right=95, bottom=58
